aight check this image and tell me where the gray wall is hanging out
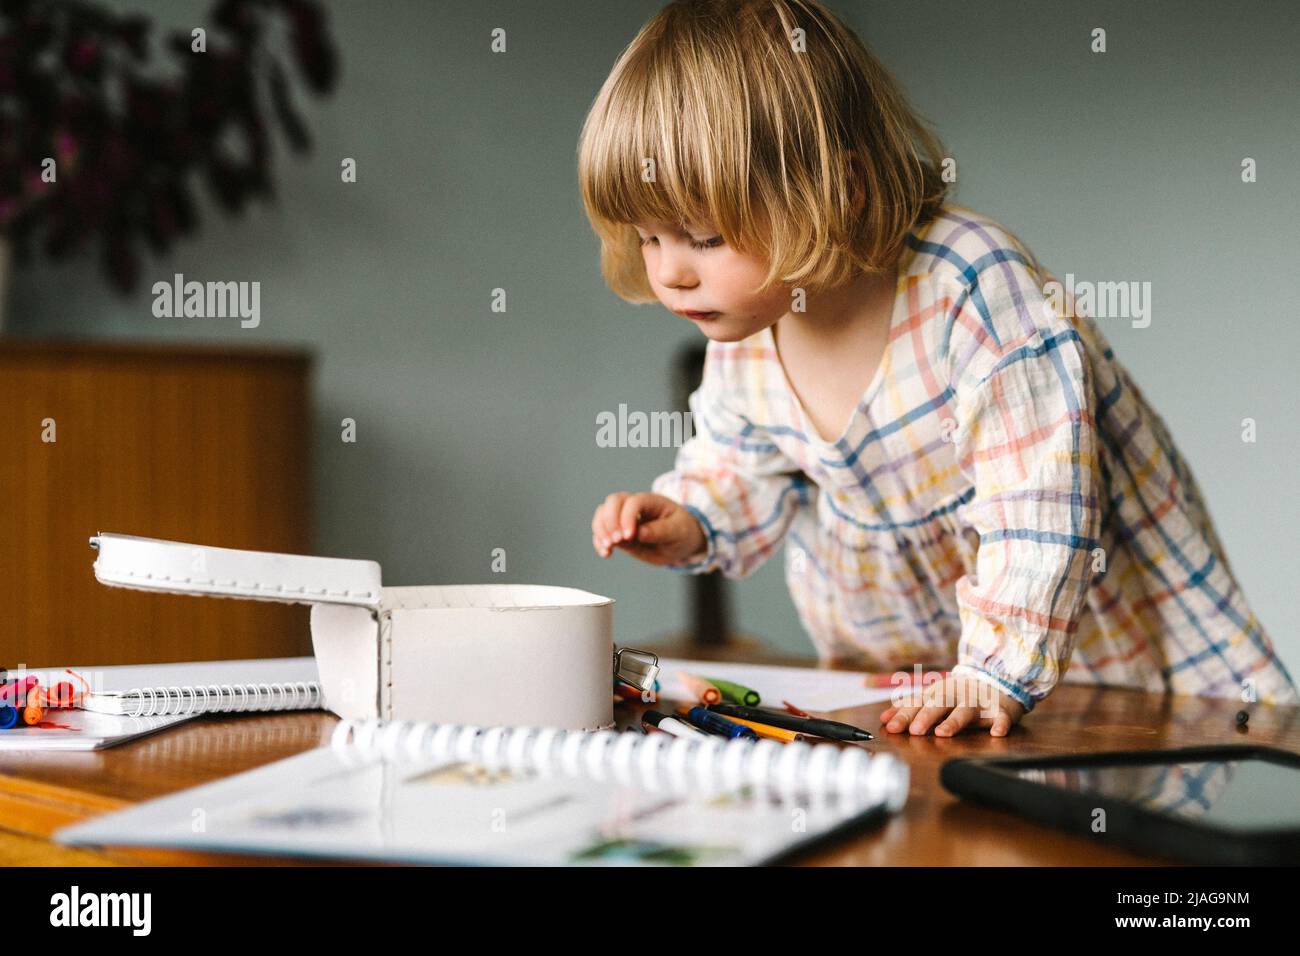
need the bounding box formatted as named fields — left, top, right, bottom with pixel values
left=11, top=1, right=1298, bottom=672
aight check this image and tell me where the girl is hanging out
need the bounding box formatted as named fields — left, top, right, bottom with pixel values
left=578, top=0, right=1297, bottom=736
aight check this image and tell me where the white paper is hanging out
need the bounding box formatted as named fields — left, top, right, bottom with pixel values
left=0, top=709, right=194, bottom=751
left=655, top=658, right=899, bottom=711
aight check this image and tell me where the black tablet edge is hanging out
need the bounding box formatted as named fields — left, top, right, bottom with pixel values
left=939, top=744, right=1300, bottom=866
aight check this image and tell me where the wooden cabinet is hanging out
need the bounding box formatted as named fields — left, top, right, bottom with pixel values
left=0, top=341, right=313, bottom=667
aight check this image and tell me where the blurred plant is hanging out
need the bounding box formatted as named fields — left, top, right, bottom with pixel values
left=0, top=0, right=338, bottom=294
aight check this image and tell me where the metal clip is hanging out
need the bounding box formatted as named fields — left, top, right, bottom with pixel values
left=612, top=646, right=660, bottom=693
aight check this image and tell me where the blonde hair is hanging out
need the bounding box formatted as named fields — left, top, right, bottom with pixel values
left=578, top=0, right=951, bottom=303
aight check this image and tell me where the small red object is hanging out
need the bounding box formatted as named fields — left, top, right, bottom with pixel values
left=782, top=700, right=810, bottom=717
left=62, top=669, right=92, bottom=708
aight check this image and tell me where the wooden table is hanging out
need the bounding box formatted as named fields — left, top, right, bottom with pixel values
left=1, top=658, right=1296, bottom=866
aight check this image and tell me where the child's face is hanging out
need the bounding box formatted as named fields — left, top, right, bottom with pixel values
left=634, top=220, right=790, bottom=343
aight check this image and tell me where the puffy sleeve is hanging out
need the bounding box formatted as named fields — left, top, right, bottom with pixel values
left=651, top=343, right=811, bottom=579
left=945, top=258, right=1102, bottom=712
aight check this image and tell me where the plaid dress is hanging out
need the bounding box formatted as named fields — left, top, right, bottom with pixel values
left=652, top=205, right=1298, bottom=711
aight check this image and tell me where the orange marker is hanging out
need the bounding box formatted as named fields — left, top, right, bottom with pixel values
left=23, top=688, right=45, bottom=726
left=677, top=672, right=722, bottom=705
left=708, top=712, right=803, bottom=743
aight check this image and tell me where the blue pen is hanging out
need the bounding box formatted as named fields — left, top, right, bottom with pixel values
left=679, top=705, right=758, bottom=740
left=0, top=704, right=19, bottom=730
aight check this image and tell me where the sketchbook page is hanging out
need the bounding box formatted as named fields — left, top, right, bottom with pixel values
left=56, top=745, right=889, bottom=866
left=656, top=659, right=899, bottom=711
left=0, top=710, right=195, bottom=752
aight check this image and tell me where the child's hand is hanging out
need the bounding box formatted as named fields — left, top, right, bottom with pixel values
left=591, top=492, right=707, bottom=567
left=878, top=674, right=1026, bottom=737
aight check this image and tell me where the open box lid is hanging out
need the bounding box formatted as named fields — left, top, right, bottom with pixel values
left=89, top=533, right=382, bottom=609
left=88, top=532, right=660, bottom=700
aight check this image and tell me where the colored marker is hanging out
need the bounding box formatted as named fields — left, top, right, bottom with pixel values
left=707, top=713, right=804, bottom=743
left=677, top=672, right=722, bottom=705
left=613, top=682, right=656, bottom=703
left=704, top=677, right=760, bottom=706
left=707, top=702, right=874, bottom=741
left=676, top=705, right=758, bottom=740
left=641, top=710, right=706, bottom=739
left=0, top=705, right=18, bottom=730
left=0, top=676, right=38, bottom=704
left=23, top=689, right=44, bottom=726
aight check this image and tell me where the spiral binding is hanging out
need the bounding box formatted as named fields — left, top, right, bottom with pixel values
left=331, top=718, right=908, bottom=809
left=113, top=681, right=322, bottom=718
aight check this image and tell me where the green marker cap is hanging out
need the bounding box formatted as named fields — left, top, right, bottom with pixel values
left=704, top=677, right=760, bottom=706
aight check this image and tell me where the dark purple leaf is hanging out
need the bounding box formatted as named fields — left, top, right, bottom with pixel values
left=2, top=0, right=338, bottom=296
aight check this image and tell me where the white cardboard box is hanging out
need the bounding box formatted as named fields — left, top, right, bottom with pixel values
left=89, top=533, right=620, bottom=729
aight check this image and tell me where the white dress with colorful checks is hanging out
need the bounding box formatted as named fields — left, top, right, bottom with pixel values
left=652, top=205, right=1298, bottom=711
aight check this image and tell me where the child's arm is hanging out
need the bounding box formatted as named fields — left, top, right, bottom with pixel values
left=948, top=257, right=1102, bottom=714
left=593, top=342, right=809, bottom=578
left=887, top=254, right=1102, bottom=736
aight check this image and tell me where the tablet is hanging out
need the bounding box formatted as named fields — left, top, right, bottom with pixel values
left=940, top=745, right=1300, bottom=865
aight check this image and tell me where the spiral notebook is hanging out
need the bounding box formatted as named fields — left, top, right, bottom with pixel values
left=73, top=656, right=322, bottom=717
left=56, top=718, right=909, bottom=865
left=0, top=657, right=322, bottom=750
